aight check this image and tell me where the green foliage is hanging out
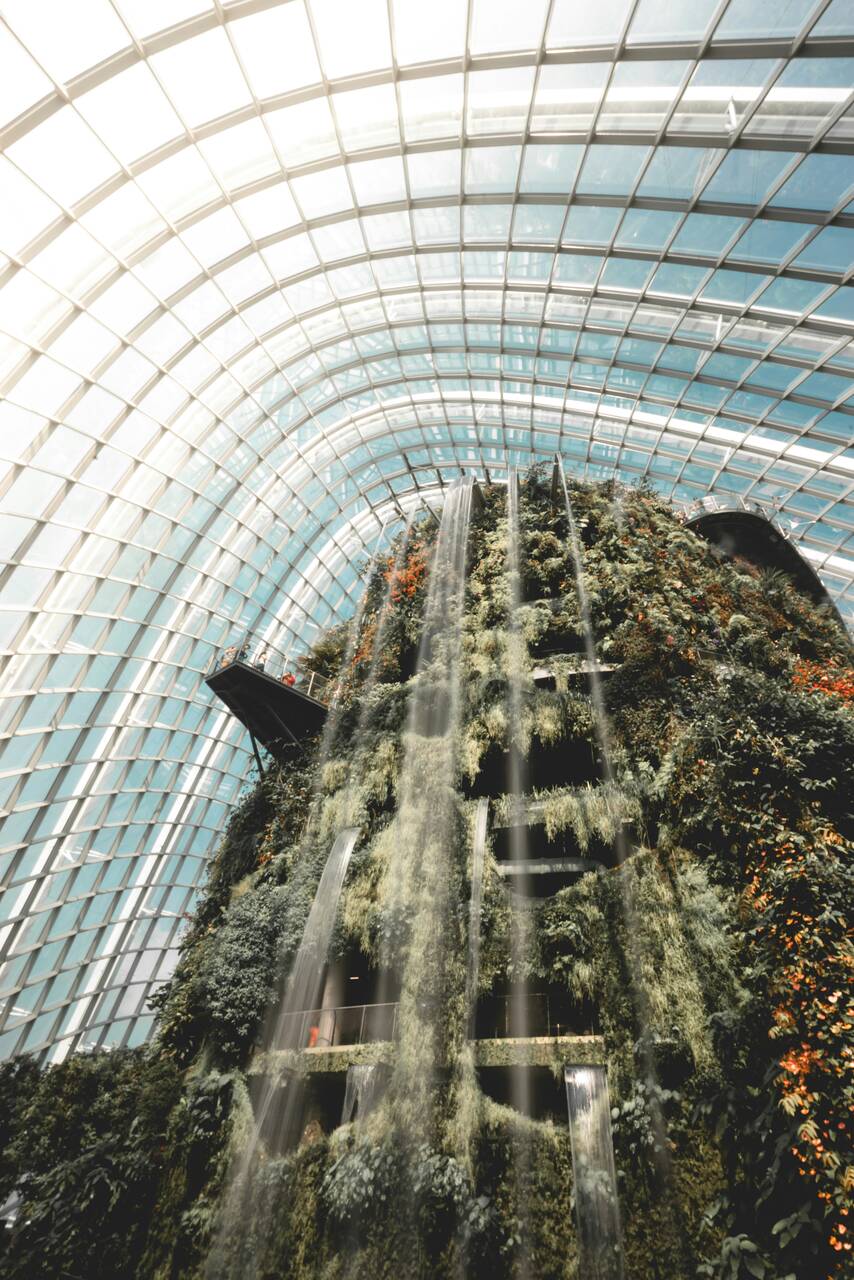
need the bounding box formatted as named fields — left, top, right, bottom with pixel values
left=0, top=1048, right=181, bottom=1280
left=201, top=883, right=291, bottom=1063
left=611, top=1077, right=680, bottom=1166
left=5, top=474, right=851, bottom=1279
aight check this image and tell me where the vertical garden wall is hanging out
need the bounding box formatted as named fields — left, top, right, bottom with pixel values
left=0, top=474, right=851, bottom=1280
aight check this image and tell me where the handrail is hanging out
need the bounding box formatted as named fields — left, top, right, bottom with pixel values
left=473, top=992, right=597, bottom=1040
left=682, top=494, right=805, bottom=543
left=271, top=994, right=591, bottom=1050
left=207, top=634, right=333, bottom=705
left=275, top=1001, right=400, bottom=1050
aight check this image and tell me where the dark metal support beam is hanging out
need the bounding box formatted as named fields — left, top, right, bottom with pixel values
left=248, top=729, right=265, bottom=779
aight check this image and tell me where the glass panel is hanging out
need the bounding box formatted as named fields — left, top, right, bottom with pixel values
left=627, top=0, right=718, bottom=43
left=547, top=0, right=633, bottom=48
left=333, top=84, right=400, bottom=153
left=520, top=145, right=583, bottom=194
left=230, top=3, right=321, bottom=97
left=391, top=0, right=467, bottom=64
left=470, top=0, right=550, bottom=55
left=754, top=277, right=829, bottom=316
left=769, top=154, right=854, bottom=211
left=150, top=28, right=252, bottom=127
left=465, top=146, right=522, bottom=194
left=563, top=206, right=623, bottom=247
left=669, top=58, right=775, bottom=135
left=531, top=63, right=609, bottom=132
left=309, top=0, right=392, bottom=80
left=727, top=218, right=812, bottom=267
left=671, top=213, right=744, bottom=257
left=714, top=0, right=821, bottom=41
left=467, top=67, right=536, bottom=136
left=648, top=263, right=708, bottom=297
left=639, top=146, right=725, bottom=201
left=599, top=61, right=688, bottom=133
left=290, top=169, right=353, bottom=219
left=576, top=145, right=649, bottom=196
left=407, top=152, right=461, bottom=199
left=349, top=157, right=407, bottom=206
left=614, top=208, right=681, bottom=251
left=701, top=149, right=796, bottom=205
left=744, top=58, right=853, bottom=139
left=266, top=99, right=339, bottom=168
left=792, top=226, right=854, bottom=274
left=809, top=0, right=854, bottom=37
left=399, top=75, right=464, bottom=143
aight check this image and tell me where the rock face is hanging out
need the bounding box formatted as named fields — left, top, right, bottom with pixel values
left=1, top=471, right=851, bottom=1280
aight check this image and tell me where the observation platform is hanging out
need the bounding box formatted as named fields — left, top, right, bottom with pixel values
left=545, top=462, right=840, bottom=627
left=205, top=636, right=331, bottom=758
left=251, top=1035, right=606, bottom=1079
left=531, top=661, right=617, bottom=691
left=685, top=496, right=838, bottom=616
left=484, top=792, right=628, bottom=899
left=249, top=995, right=604, bottom=1078
left=498, top=857, right=602, bottom=897
left=249, top=1030, right=606, bottom=1141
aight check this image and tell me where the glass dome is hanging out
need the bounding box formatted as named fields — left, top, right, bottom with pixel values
left=0, top=0, right=852, bottom=1060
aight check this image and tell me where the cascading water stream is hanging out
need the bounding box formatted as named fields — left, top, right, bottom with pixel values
left=270, top=827, right=361, bottom=1054
left=565, top=1066, right=625, bottom=1280
left=335, top=490, right=472, bottom=1280
left=506, top=468, right=532, bottom=1049
left=341, top=1063, right=389, bottom=1126
left=207, top=521, right=399, bottom=1279
left=555, top=455, right=673, bottom=1191
left=465, top=797, right=489, bottom=1039
left=408, top=480, right=473, bottom=740
left=352, top=511, right=416, bottom=730
left=380, top=477, right=474, bottom=1137
left=208, top=826, right=359, bottom=1279
left=506, top=467, right=535, bottom=1275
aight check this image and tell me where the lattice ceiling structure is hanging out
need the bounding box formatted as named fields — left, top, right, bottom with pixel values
left=0, top=0, right=852, bottom=1063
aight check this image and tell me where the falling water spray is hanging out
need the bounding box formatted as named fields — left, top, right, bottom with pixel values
left=207, top=519, right=394, bottom=1280
left=505, top=467, right=536, bottom=1274
left=465, top=797, right=489, bottom=1040
left=555, top=455, right=674, bottom=1186
left=381, top=478, right=474, bottom=1140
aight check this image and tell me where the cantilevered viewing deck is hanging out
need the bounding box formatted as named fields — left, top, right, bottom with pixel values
left=205, top=637, right=330, bottom=760
left=683, top=495, right=841, bottom=618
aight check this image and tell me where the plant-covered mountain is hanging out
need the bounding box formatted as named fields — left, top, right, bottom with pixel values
left=1, top=474, right=850, bottom=1280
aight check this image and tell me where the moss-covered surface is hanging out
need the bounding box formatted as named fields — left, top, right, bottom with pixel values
left=1, top=475, right=851, bottom=1279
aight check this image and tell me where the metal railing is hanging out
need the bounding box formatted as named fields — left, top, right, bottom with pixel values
left=267, top=995, right=590, bottom=1051
left=275, top=1001, right=399, bottom=1050
left=473, top=992, right=596, bottom=1040
left=682, top=494, right=792, bottom=538
left=208, top=634, right=333, bottom=704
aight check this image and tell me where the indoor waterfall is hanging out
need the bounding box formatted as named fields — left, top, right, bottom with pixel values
left=565, top=1066, right=625, bottom=1280
left=556, top=456, right=671, bottom=1190
left=341, top=1063, right=389, bottom=1126
left=466, top=797, right=489, bottom=1039
left=380, top=476, right=474, bottom=1135
left=270, top=826, right=361, bottom=1054
left=208, top=827, right=360, bottom=1279
left=211, top=516, right=436, bottom=1277
left=506, top=467, right=533, bottom=1051
left=506, top=468, right=536, bottom=1271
